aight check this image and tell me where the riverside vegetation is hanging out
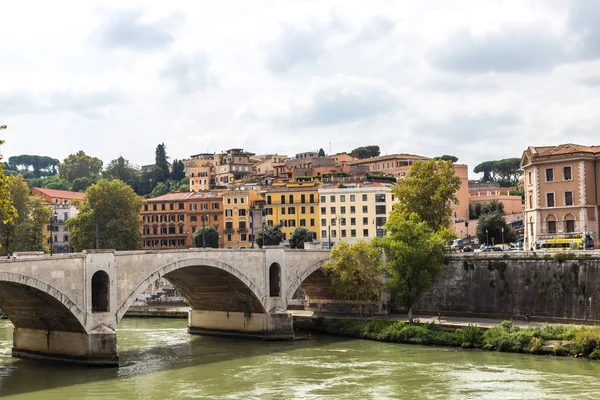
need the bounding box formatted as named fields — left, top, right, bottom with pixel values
left=298, top=318, right=600, bottom=360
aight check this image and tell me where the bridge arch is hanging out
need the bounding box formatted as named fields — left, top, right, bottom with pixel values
left=285, top=258, right=330, bottom=303
left=0, top=271, right=86, bottom=333
left=116, top=257, right=267, bottom=322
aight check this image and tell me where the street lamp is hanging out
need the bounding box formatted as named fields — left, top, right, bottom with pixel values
left=49, top=210, right=57, bottom=256
left=501, top=227, right=505, bottom=247
left=201, top=214, right=207, bottom=248
left=485, top=229, right=489, bottom=247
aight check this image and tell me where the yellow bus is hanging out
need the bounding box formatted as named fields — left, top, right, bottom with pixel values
left=539, top=238, right=584, bottom=251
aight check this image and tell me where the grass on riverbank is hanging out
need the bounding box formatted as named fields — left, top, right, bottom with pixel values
left=300, top=317, right=600, bottom=359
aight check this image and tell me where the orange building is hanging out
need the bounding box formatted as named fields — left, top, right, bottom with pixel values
left=222, top=188, right=265, bottom=248
left=141, top=192, right=224, bottom=249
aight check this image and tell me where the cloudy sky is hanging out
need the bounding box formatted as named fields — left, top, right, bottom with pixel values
left=1, top=0, right=600, bottom=175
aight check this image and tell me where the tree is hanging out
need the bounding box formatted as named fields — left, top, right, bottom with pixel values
left=434, top=155, right=458, bottom=163
left=155, top=143, right=170, bottom=182
left=256, top=225, right=284, bottom=247
left=350, top=145, right=380, bottom=159
left=0, top=175, right=31, bottom=254
left=172, top=177, right=190, bottom=192
left=322, top=240, right=384, bottom=317
left=7, top=155, right=59, bottom=178
left=71, top=176, right=97, bottom=192
left=66, top=179, right=143, bottom=251
left=41, top=175, right=72, bottom=190
left=193, top=225, right=220, bottom=248
left=289, top=227, right=314, bottom=249
left=473, top=161, right=495, bottom=182
left=481, top=200, right=504, bottom=215
left=58, top=151, right=103, bottom=182
left=12, top=195, right=51, bottom=253
left=392, top=159, right=462, bottom=232
left=0, top=139, right=17, bottom=242
left=318, top=148, right=326, bottom=157
left=104, top=156, right=140, bottom=190
left=151, top=181, right=169, bottom=197
left=376, top=213, right=448, bottom=323
left=171, top=159, right=185, bottom=181
left=476, top=211, right=516, bottom=246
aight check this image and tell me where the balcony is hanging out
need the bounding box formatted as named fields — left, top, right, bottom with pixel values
left=224, top=227, right=235, bottom=234
left=237, top=227, right=248, bottom=234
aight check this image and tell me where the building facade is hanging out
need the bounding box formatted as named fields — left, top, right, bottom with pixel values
left=222, top=188, right=264, bottom=248
left=30, top=187, right=84, bottom=253
left=521, top=144, right=600, bottom=250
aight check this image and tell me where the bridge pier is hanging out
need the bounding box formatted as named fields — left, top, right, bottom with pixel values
left=11, top=327, right=118, bottom=366
left=187, top=310, right=294, bottom=340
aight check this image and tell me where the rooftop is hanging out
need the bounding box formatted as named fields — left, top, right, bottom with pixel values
left=32, top=187, right=86, bottom=200
left=145, top=191, right=223, bottom=202
left=347, top=153, right=430, bottom=165
left=529, top=144, right=600, bottom=157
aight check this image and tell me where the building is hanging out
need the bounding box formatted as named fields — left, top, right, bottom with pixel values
left=141, top=192, right=224, bottom=249
left=469, top=183, right=524, bottom=216
left=253, top=154, right=287, bottom=176
left=262, top=182, right=321, bottom=242
left=318, top=182, right=396, bottom=247
left=521, top=144, right=600, bottom=250
left=30, top=187, right=84, bottom=253
left=215, top=148, right=255, bottom=186
left=222, top=188, right=264, bottom=248
left=189, top=165, right=214, bottom=192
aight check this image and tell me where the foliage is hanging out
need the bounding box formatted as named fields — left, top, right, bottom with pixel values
left=7, top=154, right=59, bottom=178
left=0, top=139, right=17, bottom=236
left=571, top=328, right=600, bottom=358
left=474, top=158, right=522, bottom=186
left=103, top=156, right=140, bottom=190
left=349, top=145, right=380, bottom=159
left=155, top=143, right=170, bottom=182
left=457, top=324, right=482, bottom=348
left=322, top=241, right=384, bottom=317
left=0, top=175, right=51, bottom=254
left=256, top=225, right=284, bottom=247
left=193, top=225, right=220, bottom=248
left=376, top=213, right=448, bottom=323
left=553, top=253, right=575, bottom=263
left=289, top=227, right=315, bottom=249
left=171, top=159, right=185, bottom=181
left=151, top=182, right=169, bottom=197
left=172, top=177, right=190, bottom=192
left=41, top=175, right=72, bottom=190
left=58, top=151, right=103, bottom=182
left=476, top=211, right=516, bottom=245
left=71, top=176, right=97, bottom=192
left=434, top=155, right=458, bottom=163
left=318, top=148, right=326, bottom=157
left=66, top=179, right=143, bottom=251
left=392, top=159, right=461, bottom=232
left=470, top=200, right=504, bottom=220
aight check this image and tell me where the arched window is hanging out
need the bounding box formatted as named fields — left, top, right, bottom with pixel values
left=269, top=263, right=281, bottom=297
left=564, top=214, right=576, bottom=233
left=546, top=215, right=557, bottom=234
left=92, top=271, right=110, bottom=312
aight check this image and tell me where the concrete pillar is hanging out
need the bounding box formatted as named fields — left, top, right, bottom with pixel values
left=12, top=327, right=118, bottom=366
left=188, top=310, right=294, bottom=340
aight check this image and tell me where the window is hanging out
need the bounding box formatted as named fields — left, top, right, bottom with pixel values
left=321, top=195, right=326, bottom=203
left=213, top=215, right=218, bottom=222
left=363, top=229, right=369, bottom=237
left=179, top=226, right=184, bottom=234
left=363, top=217, right=368, bottom=225
left=350, top=195, right=355, bottom=202
left=362, top=194, right=368, bottom=201
left=351, top=229, right=356, bottom=237
left=341, top=230, right=347, bottom=238
left=161, top=204, right=166, bottom=210
left=375, top=205, right=386, bottom=214
left=331, top=230, right=337, bottom=238
left=201, top=203, right=208, bottom=210
left=301, top=194, right=306, bottom=203
left=281, top=207, right=286, bottom=215
left=331, top=207, right=336, bottom=214
left=144, top=204, right=148, bottom=211
left=241, top=233, right=247, bottom=241
left=351, top=218, right=356, bottom=226
left=191, top=216, right=197, bottom=222
left=565, top=219, right=575, bottom=233
left=289, top=195, right=294, bottom=204
left=331, top=218, right=337, bottom=226
left=528, top=171, right=532, bottom=184
left=529, top=195, right=533, bottom=209
left=191, top=204, right=197, bottom=210
left=241, top=198, right=245, bottom=204
left=341, top=206, right=346, bottom=214
left=281, top=195, right=286, bottom=204
left=362, top=206, right=368, bottom=213
left=545, top=168, right=554, bottom=182
left=321, top=218, right=327, bottom=226
left=547, top=193, right=555, bottom=207
left=170, top=203, right=174, bottom=210
left=375, top=194, right=386, bottom=202
left=213, top=202, right=219, bottom=210
left=564, top=166, right=572, bottom=180
left=310, top=194, right=315, bottom=203
left=310, top=218, right=315, bottom=226
left=330, top=195, right=336, bottom=202
left=565, top=191, right=573, bottom=206
left=267, top=196, right=272, bottom=205
left=340, top=195, right=346, bottom=202
left=227, top=198, right=231, bottom=204
left=301, top=206, right=306, bottom=214
left=227, top=234, right=232, bottom=241
left=376, top=217, right=386, bottom=226
left=310, top=206, right=314, bottom=213
left=350, top=206, right=355, bottom=214
left=300, top=219, right=306, bottom=227
left=321, top=230, right=327, bottom=238
left=179, top=203, right=184, bottom=210
left=153, top=204, right=157, bottom=211
left=289, top=220, right=296, bottom=227
left=225, top=210, right=232, bottom=217
left=341, top=218, right=346, bottom=226
left=321, top=207, right=326, bottom=215
left=547, top=220, right=556, bottom=233
left=376, top=228, right=385, bottom=237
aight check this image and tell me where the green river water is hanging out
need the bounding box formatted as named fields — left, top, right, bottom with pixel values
left=1, top=318, right=599, bottom=399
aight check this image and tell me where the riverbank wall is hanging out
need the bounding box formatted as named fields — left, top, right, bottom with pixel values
left=414, top=253, right=600, bottom=324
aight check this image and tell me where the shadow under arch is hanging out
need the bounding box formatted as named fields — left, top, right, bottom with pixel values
left=116, top=258, right=267, bottom=323
left=285, top=258, right=330, bottom=303
left=0, top=271, right=86, bottom=333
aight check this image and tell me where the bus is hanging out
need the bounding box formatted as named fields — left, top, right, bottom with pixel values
left=537, top=233, right=594, bottom=251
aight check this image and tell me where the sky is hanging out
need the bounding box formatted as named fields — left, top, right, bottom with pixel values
left=1, top=0, right=600, bottom=176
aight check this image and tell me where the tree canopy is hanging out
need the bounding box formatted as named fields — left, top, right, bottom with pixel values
left=0, top=139, right=17, bottom=237
left=66, top=179, right=143, bottom=251
left=289, top=227, right=314, bottom=249
left=322, top=240, right=384, bottom=317
left=104, top=156, right=140, bottom=188
left=171, top=159, right=185, bottom=181
left=193, top=225, right=220, bottom=248
left=434, top=155, right=458, bottom=163
left=391, top=159, right=461, bottom=232
left=469, top=200, right=504, bottom=220
left=476, top=211, right=517, bottom=246
left=7, top=155, right=59, bottom=178
left=155, top=143, right=170, bottom=182
left=318, top=148, right=326, bottom=157
left=349, top=145, right=380, bottom=159
left=256, top=225, right=284, bottom=247
left=474, top=158, right=522, bottom=186
left=58, top=151, right=103, bottom=182
left=375, top=213, right=448, bottom=323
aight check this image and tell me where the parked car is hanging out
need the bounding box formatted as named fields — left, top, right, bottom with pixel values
left=462, top=246, right=473, bottom=252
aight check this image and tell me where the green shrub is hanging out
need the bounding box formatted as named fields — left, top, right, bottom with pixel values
left=554, top=253, right=575, bottom=263
left=457, top=324, right=482, bottom=347
left=529, top=337, right=544, bottom=353
left=553, top=345, right=567, bottom=356
left=571, top=328, right=600, bottom=357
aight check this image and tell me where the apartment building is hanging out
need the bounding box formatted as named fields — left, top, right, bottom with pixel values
left=253, top=154, right=287, bottom=176
left=222, top=188, right=264, bottom=248
left=215, top=148, right=255, bottom=186
left=141, top=192, right=224, bottom=249
left=521, top=144, right=600, bottom=250
left=262, top=182, right=321, bottom=241
left=30, top=187, right=84, bottom=253
left=318, top=182, right=395, bottom=247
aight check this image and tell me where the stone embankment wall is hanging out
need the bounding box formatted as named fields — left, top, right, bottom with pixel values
left=415, top=253, right=600, bottom=323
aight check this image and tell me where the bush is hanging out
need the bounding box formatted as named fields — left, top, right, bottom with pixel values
left=553, top=345, right=567, bottom=356
left=457, top=324, right=482, bottom=347
left=554, top=253, right=576, bottom=263
left=571, top=328, right=600, bottom=357
left=530, top=337, right=544, bottom=353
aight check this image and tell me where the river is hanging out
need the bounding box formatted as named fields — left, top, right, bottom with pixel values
left=1, top=318, right=599, bottom=399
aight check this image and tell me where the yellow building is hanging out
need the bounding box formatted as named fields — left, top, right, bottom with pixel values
left=262, top=182, right=321, bottom=242
left=222, top=188, right=264, bottom=248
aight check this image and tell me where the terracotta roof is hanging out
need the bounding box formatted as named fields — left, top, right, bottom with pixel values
left=146, top=191, right=223, bottom=202
left=531, top=144, right=600, bottom=157
left=347, top=153, right=430, bottom=165
left=32, top=187, right=85, bottom=200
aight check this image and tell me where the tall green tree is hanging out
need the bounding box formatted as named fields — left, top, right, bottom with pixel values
left=155, top=143, right=170, bottom=182
left=151, top=182, right=169, bottom=197
left=392, top=159, right=461, bottom=232
left=318, top=148, right=326, bottom=157
left=476, top=211, right=516, bottom=246
left=289, top=227, right=314, bottom=249
left=104, top=156, right=140, bottom=189
left=256, top=225, right=284, bottom=247
left=0, top=137, right=17, bottom=241
left=0, top=175, right=31, bottom=254
left=66, top=179, right=143, bottom=251
left=171, top=159, right=185, bottom=181
left=193, top=225, right=220, bottom=248
left=473, top=161, right=495, bottom=182
left=13, top=195, right=51, bottom=253
left=322, top=240, right=384, bottom=317
left=71, top=176, right=97, bottom=192
left=349, top=145, right=380, bottom=159
left=376, top=213, right=449, bottom=323
left=40, top=175, right=72, bottom=190
left=58, top=151, right=103, bottom=182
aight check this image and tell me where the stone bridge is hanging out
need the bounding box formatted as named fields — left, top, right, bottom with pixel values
left=0, top=248, right=330, bottom=366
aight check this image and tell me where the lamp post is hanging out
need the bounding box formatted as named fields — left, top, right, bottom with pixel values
left=485, top=229, right=489, bottom=247
left=501, top=227, right=505, bottom=247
